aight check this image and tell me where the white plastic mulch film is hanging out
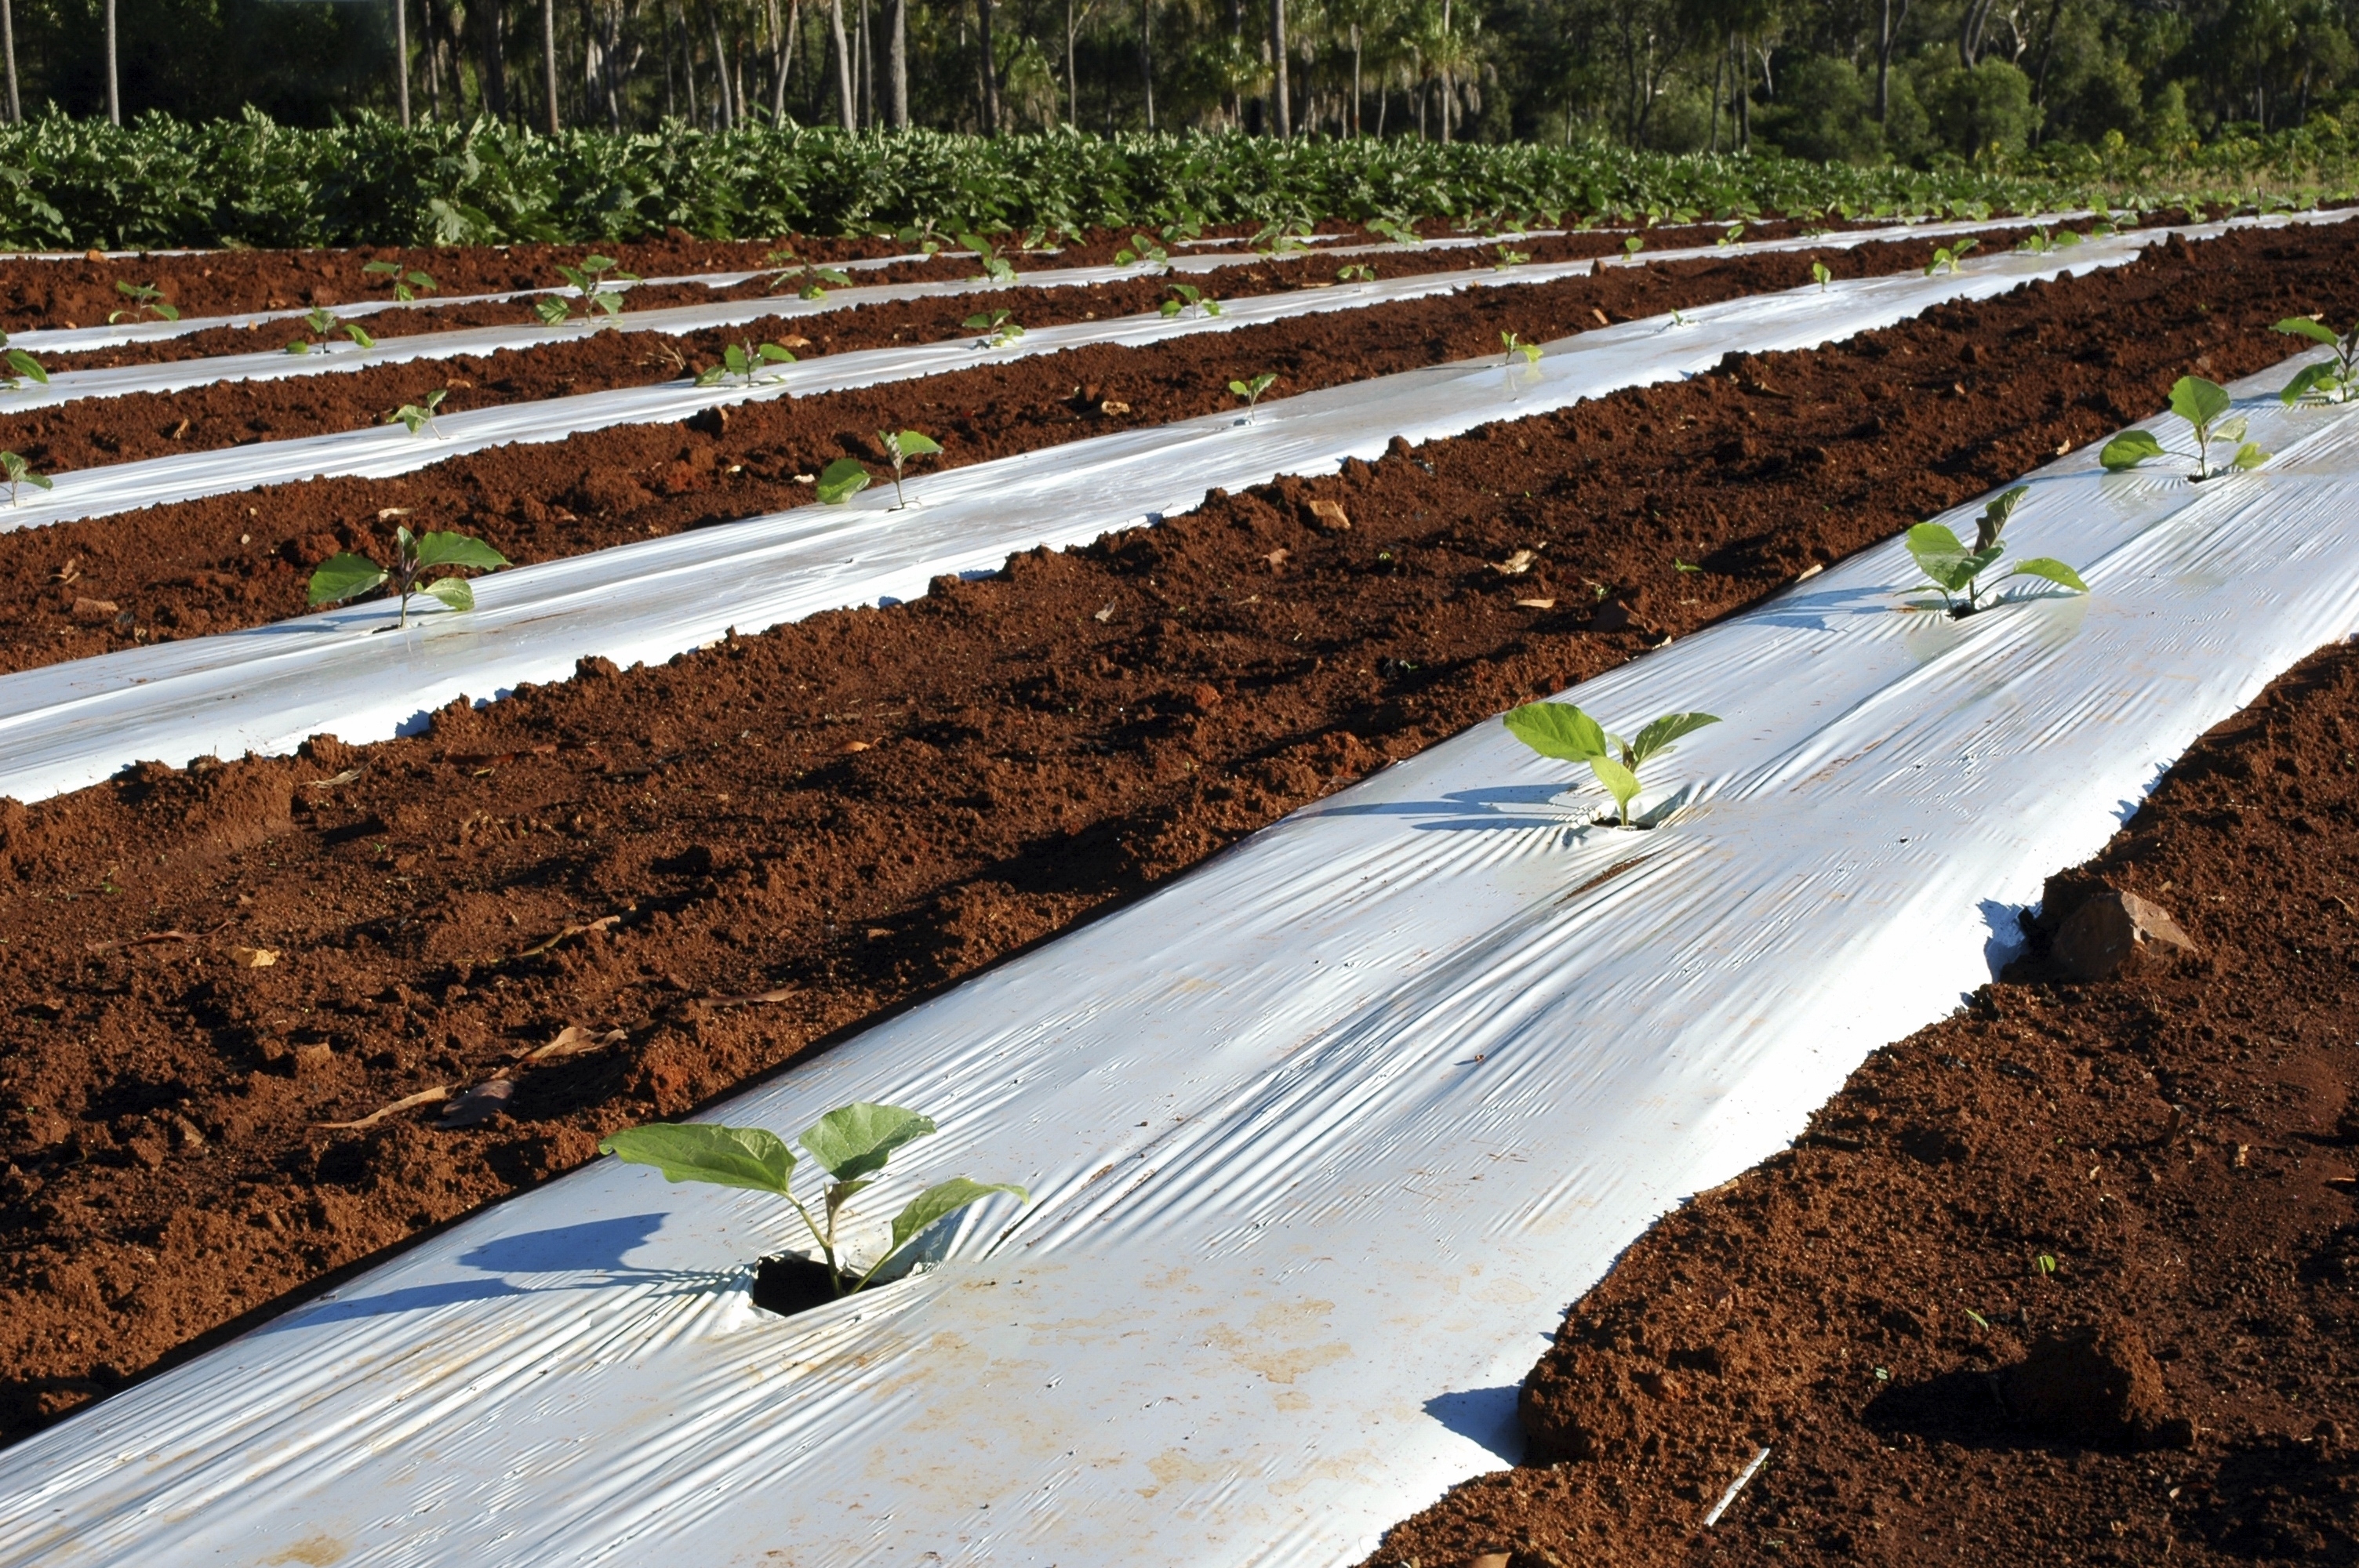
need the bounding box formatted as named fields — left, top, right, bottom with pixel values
left=0, top=212, right=2074, bottom=423
left=8, top=321, right=2359, bottom=1568
left=6, top=212, right=2344, bottom=807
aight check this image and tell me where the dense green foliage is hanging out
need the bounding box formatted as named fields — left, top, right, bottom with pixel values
left=2, top=111, right=2351, bottom=249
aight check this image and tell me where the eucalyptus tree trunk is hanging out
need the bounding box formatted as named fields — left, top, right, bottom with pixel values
left=104, top=0, right=119, bottom=123
left=482, top=0, right=510, bottom=119
left=1136, top=0, right=1153, bottom=128
left=4, top=0, right=24, bottom=122
left=542, top=0, right=561, bottom=129
left=827, top=0, right=853, bottom=127
left=976, top=0, right=1000, bottom=132
left=1064, top=0, right=1077, bottom=122
left=392, top=0, right=412, bottom=125
left=772, top=0, right=796, bottom=120
left=1267, top=0, right=1287, bottom=135
left=1349, top=24, right=1360, bottom=135
left=887, top=0, right=907, bottom=126
left=706, top=0, right=735, bottom=122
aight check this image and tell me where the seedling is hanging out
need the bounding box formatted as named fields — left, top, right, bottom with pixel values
left=534, top=254, right=638, bottom=325
left=1161, top=282, right=1222, bottom=319
left=765, top=246, right=856, bottom=299
left=874, top=428, right=941, bottom=507
left=1229, top=372, right=1277, bottom=419
left=816, top=458, right=871, bottom=503
left=696, top=340, right=797, bottom=387
left=285, top=307, right=376, bottom=354
left=1501, top=332, right=1542, bottom=367
left=1720, top=220, right=1745, bottom=246
left=1338, top=263, right=1377, bottom=283
left=2275, top=314, right=2359, bottom=405
left=1367, top=218, right=1422, bottom=247
left=1623, top=235, right=1645, bottom=262
left=963, top=309, right=1024, bottom=348
left=894, top=220, right=947, bottom=256
left=107, top=280, right=179, bottom=323
left=307, top=524, right=509, bottom=627
left=955, top=232, right=1018, bottom=285
left=0, top=450, right=52, bottom=505
left=1249, top=220, right=1314, bottom=258
left=387, top=389, right=448, bottom=436
left=0, top=336, right=48, bottom=391
left=1902, top=485, right=2087, bottom=615
left=1113, top=231, right=1169, bottom=268
left=1924, top=238, right=1978, bottom=275
left=1812, top=260, right=1833, bottom=291
left=362, top=260, right=438, bottom=301
left=1493, top=245, right=1530, bottom=270
left=1503, top=702, right=1721, bottom=829
left=2099, top=376, right=2269, bottom=479
left=598, top=1102, right=1029, bottom=1301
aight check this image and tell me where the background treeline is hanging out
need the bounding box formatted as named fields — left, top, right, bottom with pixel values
left=4, top=0, right=2354, bottom=158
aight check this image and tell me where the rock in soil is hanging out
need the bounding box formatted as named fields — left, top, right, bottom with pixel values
left=2047, top=887, right=2200, bottom=982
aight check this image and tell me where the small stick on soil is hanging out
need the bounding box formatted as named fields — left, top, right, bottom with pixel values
left=82, top=919, right=230, bottom=953
left=317, top=1086, right=451, bottom=1131
left=1702, top=1445, right=1771, bottom=1528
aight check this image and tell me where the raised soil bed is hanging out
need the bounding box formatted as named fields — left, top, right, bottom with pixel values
left=1364, top=638, right=2359, bottom=1567
left=1, top=219, right=2354, bottom=1460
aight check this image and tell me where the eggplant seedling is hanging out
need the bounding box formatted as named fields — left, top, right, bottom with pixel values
left=0, top=338, right=49, bottom=391
left=1503, top=702, right=1721, bottom=829
left=362, top=260, right=438, bottom=301
left=535, top=255, right=638, bottom=325
left=1229, top=372, right=1277, bottom=419
left=0, top=450, right=52, bottom=505
left=598, top=1102, right=1029, bottom=1302
left=963, top=309, right=1024, bottom=348
left=955, top=232, right=1018, bottom=285
left=387, top=389, right=448, bottom=436
left=1812, top=260, right=1833, bottom=291
left=1493, top=245, right=1530, bottom=270
left=2099, top=376, right=2268, bottom=479
left=1161, top=282, right=1222, bottom=319
left=2275, top=314, right=2358, bottom=405
left=1623, top=235, right=1645, bottom=263
left=1924, top=238, right=1978, bottom=275
left=764, top=246, right=855, bottom=299
left=1368, top=217, right=1422, bottom=247
left=874, top=428, right=941, bottom=507
left=1250, top=220, right=1315, bottom=257
left=1337, top=263, right=1377, bottom=283
left=696, top=340, right=797, bottom=387
left=285, top=307, right=376, bottom=354
left=107, top=280, right=179, bottom=324
left=307, top=524, right=508, bottom=627
left=1903, top=485, right=2087, bottom=615
left=1501, top=332, right=1542, bottom=367
left=1113, top=231, right=1170, bottom=268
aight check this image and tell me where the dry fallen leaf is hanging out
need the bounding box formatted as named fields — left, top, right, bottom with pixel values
left=713, top=985, right=799, bottom=1007
left=304, top=768, right=364, bottom=789
left=834, top=738, right=873, bottom=753
left=1263, top=547, right=1290, bottom=568
left=1515, top=597, right=1558, bottom=610
left=1796, top=562, right=1825, bottom=582
left=1093, top=604, right=1116, bottom=622
left=1492, top=549, right=1538, bottom=575
left=317, top=1085, right=449, bottom=1131
left=230, top=946, right=280, bottom=968
left=1307, top=498, right=1351, bottom=532
left=779, top=334, right=813, bottom=349
left=437, top=1078, right=516, bottom=1131
left=522, top=1025, right=628, bottom=1062
left=71, top=597, right=120, bottom=623
left=376, top=506, right=412, bottom=521
left=1100, top=399, right=1132, bottom=415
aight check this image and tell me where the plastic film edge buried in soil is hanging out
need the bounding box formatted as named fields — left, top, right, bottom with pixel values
left=0, top=213, right=2343, bottom=804
left=4, top=337, right=2359, bottom=1566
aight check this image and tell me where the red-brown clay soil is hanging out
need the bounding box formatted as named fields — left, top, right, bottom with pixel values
left=0, top=220, right=2354, bottom=1458
left=4, top=222, right=2351, bottom=686
left=0, top=237, right=2015, bottom=681
left=0, top=214, right=1905, bottom=332
left=2, top=234, right=1982, bottom=470
left=1365, top=642, right=2359, bottom=1568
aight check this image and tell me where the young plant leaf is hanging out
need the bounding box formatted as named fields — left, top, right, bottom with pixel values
left=1905, top=523, right=2002, bottom=593
left=2231, top=441, right=2270, bottom=470
left=2009, top=557, right=2089, bottom=593
left=2281, top=363, right=2338, bottom=405
left=1626, top=710, right=1721, bottom=768
left=1502, top=701, right=1608, bottom=762
left=413, top=531, right=510, bottom=572
left=2168, top=375, right=2231, bottom=430
left=891, top=430, right=943, bottom=459
left=420, top=576, right=476, bottom=612
left=816, top=457, right=871, bottom=503
left=307, top=552, right=391, bottom=605
left=885, top=1177, right=1028, bottom=1255
left=598, top=1123, right=798, bottom=1195
left=1587, top=754, right=1641, bottom=825
left=2099, top=430, right=2167, bottom=470
left=799, top=1102, right=938, bottom=1181
left=2274, top=316, right=2342, bottom=347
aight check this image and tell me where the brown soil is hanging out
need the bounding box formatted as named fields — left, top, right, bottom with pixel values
left=0, top=215, right=1884, bottom=334
left=1365, top=640, right=2359, bottom=1568
left=0, top=238, right=1984, bottom=681
left=2, top=219, right=2354, bottom=1457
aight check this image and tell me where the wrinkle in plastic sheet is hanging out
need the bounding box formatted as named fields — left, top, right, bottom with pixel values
left=5, top=351, right=2359, bottom=1566
left=5, top=212, right=2344, bottom=804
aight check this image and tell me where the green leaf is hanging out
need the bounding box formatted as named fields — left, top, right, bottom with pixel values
left=1503, top=700, right=1608, bottom=763
left=816, top=457, right=871, bottom=504
left=723, top=343, right=750, bottom=374
left=2281, top=364, right=2335, bottom=405
left=20, top=470, right=52, bottom=491
left=2231, top=441, right=2270, bottom=471
left=598, top=1123, right=798, bottom=1196
left=2214, top=414, right=2248, bottom=446
left=412, top=532, right=509, bottom=571
left=5, top=349, right=48, bottom=385
left=307, top=553, right=389, bottom=605
left=893, top=430, right=942, bottom=457
left=695, top=365, right=726, bottom=387
left=799, top=1102, right=938, bottom=1181
left=2275, top=316, right=2342, bottom=346
left=758, top=343, right=795, bottom=363
left=533, top=296, right=570, bottom=326
left=345, top=325, right=376, bottom=350
left=152, top=300, right=180, bottom=321
left=1587, top=755, right=1641, bottom=823
left=420, top=576, right=474, bottom=612
left=1159, top=300, right=1183, bottom=317
left=2168, top=375, right=2230, bottom=430
left=1905, top=523, right=2001, bottom=593
left=2099, top=430, right=2166, bottom=470
left=1626, top=711, right=1721, bottom=768
left=886, top=1177, right=1028, bottom=1255
left=2009, top=557, right=2088, bottom=593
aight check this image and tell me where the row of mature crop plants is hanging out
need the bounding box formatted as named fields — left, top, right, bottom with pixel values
left=3, top=113, right=2355, bottom=250
left=0, top=218, right=2352, bottom=1465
